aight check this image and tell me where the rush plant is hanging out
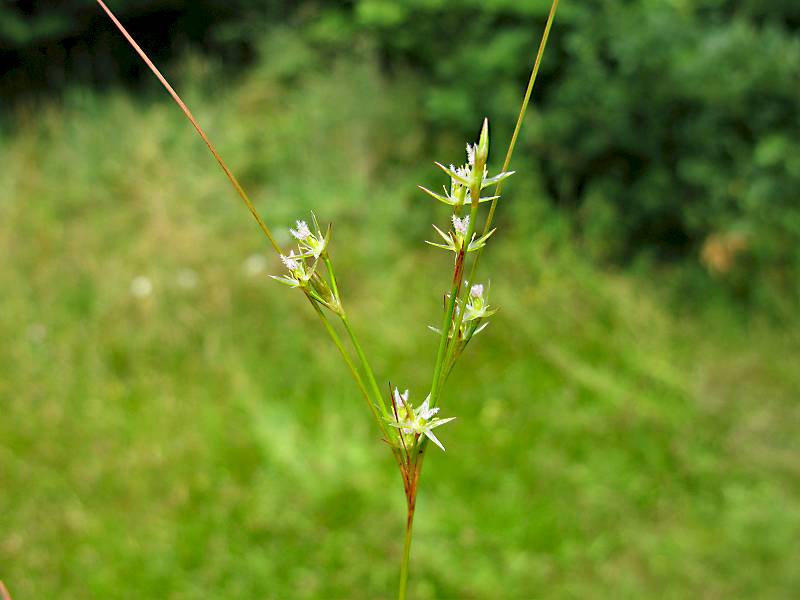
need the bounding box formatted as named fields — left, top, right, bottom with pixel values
left=95, top=0, right=559, bottom=597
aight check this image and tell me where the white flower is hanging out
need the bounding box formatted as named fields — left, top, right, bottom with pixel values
left=433, top=157, right=514, bottom=192
left=26, top=323, right=47, bottom=343
left=387, top=388, right=456, bottom=452
left=243, top=253, right=268, bottom=277
left=272, top=250, right=313, bottom=288
left=176, top=268, right=198, bottom=290
left=130, top=275, right=153, bottom=298
left=463, top=281, right=496, bottom=322
left=417, top=180, right=497, bottom=208
left=466, top=143, right=477, bottom=166
left=290, top=220, right=312, bottom=240
left=452, top=215, right=469, bottom=237
left=289, top=215, right=328, bottom=259
left=280, top=252, right=301, bottom=271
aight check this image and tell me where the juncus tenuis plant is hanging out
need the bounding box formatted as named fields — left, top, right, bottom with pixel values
left=95, top=0, right=559, bottom=596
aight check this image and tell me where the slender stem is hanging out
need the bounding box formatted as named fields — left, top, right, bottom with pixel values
left=482, top=0, right=559, bottom=239
left=428, top=252, right=465, bottom=404
left=441, top=320, right=464, bottom=382
left=312, top=299, right=406, bottom=472
left=465, top=0, right=560, bottom=289
left=428, top=183, right=481, bottom=408
left=323, top=255, right=341, bottom=306
left=308, top=299, right=386, bottom=432
left=398, top=499, right=416, bottom=600
left=340, top=315, right=389, bottom=417
left=95, top=0, right=282, bottom=255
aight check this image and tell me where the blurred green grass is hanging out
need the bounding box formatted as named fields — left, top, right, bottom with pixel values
left=1, top=59, right=799, bottom=599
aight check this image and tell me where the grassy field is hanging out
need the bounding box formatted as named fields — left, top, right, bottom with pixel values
left=2, top=60, right=799, bottom=598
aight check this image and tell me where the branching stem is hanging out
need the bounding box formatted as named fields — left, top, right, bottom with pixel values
left=401, top=4, right=560, bottom=593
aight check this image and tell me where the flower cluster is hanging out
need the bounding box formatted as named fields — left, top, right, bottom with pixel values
left=271, top=216, right=340, bottom=313
left=418, top=134, right=512, bottom=209
left=290, top=219, right=328, bottom=259
left=426, top=215, right=496, bottom=254
left=429, top=281, right=496, bottom=342
left=422, top=120, right=513, bottom=256
left=413, top=119, right=516, bottom=397
left=463, top=283, right=496, bottom=324
left=387, top=388, right=456, bottom=452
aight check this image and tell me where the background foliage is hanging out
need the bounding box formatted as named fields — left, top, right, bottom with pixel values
left=4, top=1, right=800, bottom=308
left=2, top=1, right=799, bottom=598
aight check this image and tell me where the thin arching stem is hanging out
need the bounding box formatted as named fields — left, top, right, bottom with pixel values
left=95, top=0, right=282, bottom=254
left=468, top=0, right=560, bottom=282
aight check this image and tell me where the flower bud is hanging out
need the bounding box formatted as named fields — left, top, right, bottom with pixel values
left=475, top=118, right=489, bottom=171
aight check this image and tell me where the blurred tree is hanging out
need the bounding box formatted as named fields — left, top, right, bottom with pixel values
left=3, top=0, right=799, bottom=304
left=342, top=0, right=800, bottom=301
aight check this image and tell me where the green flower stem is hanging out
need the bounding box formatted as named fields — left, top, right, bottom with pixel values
left=323, top=255, right=342, bottom=310
left=308, top=298, right=388, bottom=437
left=428, top=252, right=466, bottom=406
left=408, top=193, right=483, bottom=490
left=340, top=314, right=390, bottom=418
left=324, top=253, right=388, bottom=418
left=412, top=194, right=482, bottom=515
left=466, top=0, right=560, bottom=285
left=398, top=502, right=416, bottom=600
left=429, top=189, right=482, bottom=409
left=402, top=9, right=561, bottom=593
left=441, top=323, right=465, bottom=383
left=310, top=281, right=408, bottom=476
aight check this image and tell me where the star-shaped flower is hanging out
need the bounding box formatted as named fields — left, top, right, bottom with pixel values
left=387, top=388, right=456, bottom=452
left=463, top=281, right=496, bottom=322
left=418, top=121, right=513, bottom=207
left=271, top=249, right=315, bottom=288
left=425, top=217, right=496, bottom=254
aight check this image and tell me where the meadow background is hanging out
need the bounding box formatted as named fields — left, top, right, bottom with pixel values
left=2, top=1, right=799, bottom=598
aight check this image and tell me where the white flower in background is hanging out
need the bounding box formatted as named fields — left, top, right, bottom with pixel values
left=470, top=283, right=483, bottom=299
left=26, top=323, right=47, bottom=344
left=176, top=268, right=198, bottom=290
left=243, top=253, right=268, bottom=277
left=388, top=388, right=456, bottom=452
left=130, top=275, right=153, bottom=299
